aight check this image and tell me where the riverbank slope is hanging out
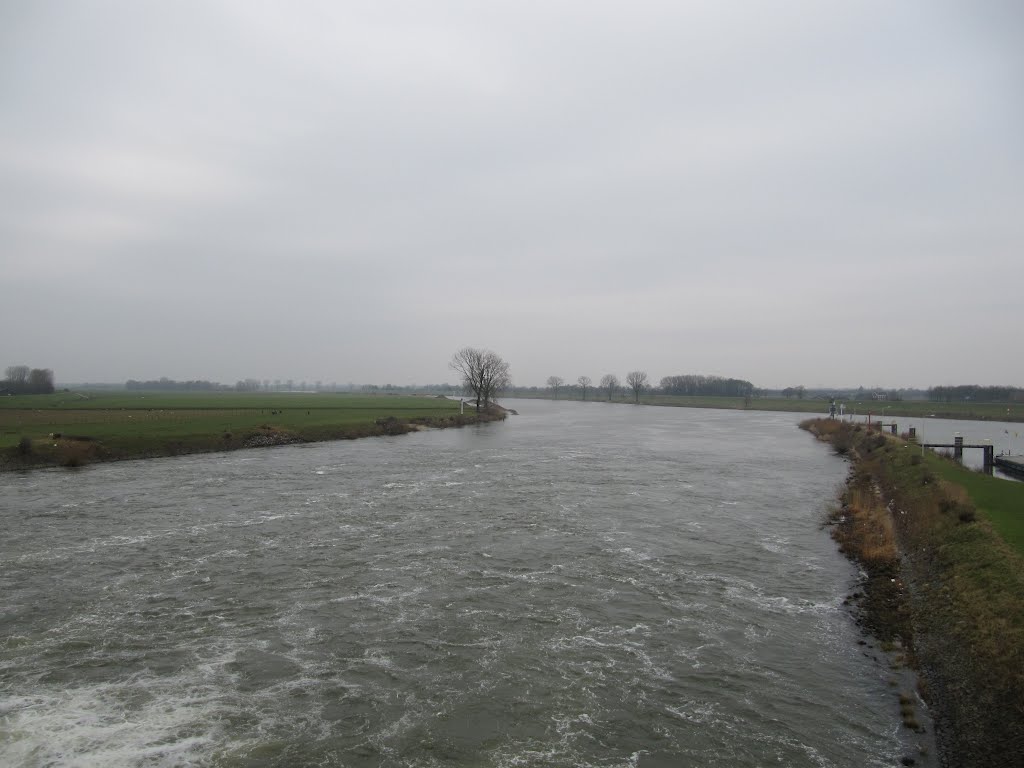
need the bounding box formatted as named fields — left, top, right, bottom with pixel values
left=802, top=418, right=1024, bottom=767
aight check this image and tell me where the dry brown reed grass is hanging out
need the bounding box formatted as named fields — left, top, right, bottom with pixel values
left=839, top=483, right=898, bottom=566
left=57, top=440, right=93, bottom=467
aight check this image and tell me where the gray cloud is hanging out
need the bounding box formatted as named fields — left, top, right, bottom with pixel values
left=2, top=1, right=1021, bottom=388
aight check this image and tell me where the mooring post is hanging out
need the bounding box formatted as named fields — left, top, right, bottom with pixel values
left=891, top=423, right=897, bottom=436
left=908, top=427, right=917, bottom=442
left=954, top=434, right=964, bottom=461
left=983, top=445, right=994, bottom=474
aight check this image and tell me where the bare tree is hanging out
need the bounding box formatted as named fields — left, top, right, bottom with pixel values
left=546, top=375, right=564, bottom=399
left=577, top=375, right=592, bottom=401
left=626, top=370, right=649, bottom=403
left=28, top=368, right=55, bottom=394
left=5, top=366, right=29, bottom=387
left=3, top=365, right=53, bottom=394
left=449, top=347, right=511, bottom=413
left=599, top=373, right=619, bottom=401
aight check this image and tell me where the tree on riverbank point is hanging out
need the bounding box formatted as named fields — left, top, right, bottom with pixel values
left=449, top=347, right=511, bottom=413
left=577, top=376, right=592, bottom=400
left=546, top=376, right=564, bottom=399
left=626, top=371, right=648, bottom=403
left=600, top=374, right=619, bottom=401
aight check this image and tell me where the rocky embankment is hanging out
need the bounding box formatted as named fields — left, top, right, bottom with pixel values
left=803, top=419, right=1024, bottom=768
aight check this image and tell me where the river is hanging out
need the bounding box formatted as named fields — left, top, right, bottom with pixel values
left=2, top=400, right=928, bottom=766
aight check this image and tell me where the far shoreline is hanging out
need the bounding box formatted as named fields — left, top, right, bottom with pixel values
left=506, top=392, right=1024, bottom=423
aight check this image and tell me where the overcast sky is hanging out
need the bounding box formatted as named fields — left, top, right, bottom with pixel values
left=2, top=1, right=1022, bottom=389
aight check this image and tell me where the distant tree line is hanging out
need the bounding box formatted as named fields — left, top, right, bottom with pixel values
left=514, top=372, right=755, bottom=401
left=126, top=377, right=229, bottom=391
left=928, top=385, right=1023, bottom=403
left=356, top=383, right=458, bottom=394
left=2, top=365, right=55, bottom=394
left=659, top=374, right=754, bottom=397
left=111, top=375, right=1020, bottom=405
left=764, top=386, right=931, bottom=402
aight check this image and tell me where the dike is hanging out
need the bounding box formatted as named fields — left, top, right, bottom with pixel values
left=802, top=418, right=1024, bottom=767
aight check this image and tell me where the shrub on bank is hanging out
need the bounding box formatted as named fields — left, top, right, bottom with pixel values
left=57, top=441, right=92, bottom=467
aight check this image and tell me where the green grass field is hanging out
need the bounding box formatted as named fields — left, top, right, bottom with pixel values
left=926, top=452, right=1024, bottom=556
left=0, top=391, right=466, bottom=467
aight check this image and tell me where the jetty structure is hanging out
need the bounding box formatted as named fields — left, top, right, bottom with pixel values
left=919, top=436, right=996, bottom=473
left=993, top=454, right=1024, bottom=478
left=873, top=424, right=1001, bottom=475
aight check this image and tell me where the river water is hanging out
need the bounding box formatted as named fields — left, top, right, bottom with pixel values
left=2, top=400, right=924, bottom=767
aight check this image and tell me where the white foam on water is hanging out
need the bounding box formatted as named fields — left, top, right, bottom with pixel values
left=622, top=642, right=674, bottom=682
left=758, top=534, right=790, bottom=554
left=359, top=648, right=395, bottom=669
left=329, top=584, right=425, bottom=606
left=724, top=581, right=839, bottom=618
left=493, top=724, right=649, bottom=768
left=191, top=548, right=247, bottom=567
left=665, top=700, right=722, bottom=725
left=743, top=623, right=771, bottom=643
left=0, top=677, right=225, bottom=768
left=612, top=546, right=653, bottom=562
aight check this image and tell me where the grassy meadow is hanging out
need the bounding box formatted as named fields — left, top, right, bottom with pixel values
left=926, top=452, right=1024, bottom=555
left=0, top=391, right=471, bottom=468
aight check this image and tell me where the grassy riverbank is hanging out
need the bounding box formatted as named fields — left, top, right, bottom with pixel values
left=803, top=418, right=1024, bottom=767
left=0, top=392, right=501, bottom=470
left=523, top=392, right=1024, bottom=422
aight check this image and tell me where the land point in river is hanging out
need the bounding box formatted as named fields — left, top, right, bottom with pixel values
left=0, top=391, right=505, bottom=470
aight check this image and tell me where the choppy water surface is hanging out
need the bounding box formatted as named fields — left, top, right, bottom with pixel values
left=2, top=401, right=918, bottom=766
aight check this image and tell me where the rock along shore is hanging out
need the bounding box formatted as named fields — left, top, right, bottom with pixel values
left=803, top=418, right=1024, bottom=768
